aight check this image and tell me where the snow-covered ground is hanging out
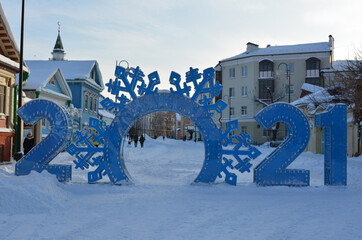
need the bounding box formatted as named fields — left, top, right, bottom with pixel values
left=1, top=137, right=362, bottom=240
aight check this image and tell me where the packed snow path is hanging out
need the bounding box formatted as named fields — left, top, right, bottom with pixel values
left=1, top=137, right=362, bottom=239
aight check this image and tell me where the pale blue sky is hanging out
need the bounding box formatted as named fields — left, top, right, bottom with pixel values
left=2, top=0, right=362, bottom=97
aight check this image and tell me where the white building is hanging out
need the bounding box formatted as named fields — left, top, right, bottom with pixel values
left=215, top=35, right=334, bottom=144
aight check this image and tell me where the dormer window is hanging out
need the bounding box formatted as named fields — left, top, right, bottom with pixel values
left=49, top=76, right=56, bottom=85
left=90, top=67, right=98, bottom=81
left=259, top=60, right=274, bottom=78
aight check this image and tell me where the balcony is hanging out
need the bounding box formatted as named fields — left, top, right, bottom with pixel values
left=259, top=70, right=274, bottom=79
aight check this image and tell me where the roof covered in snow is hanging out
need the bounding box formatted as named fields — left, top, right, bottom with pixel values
left=24, top=62, right=59, bottom=90
left=98, top=109, right=115, bottom=119
left=0, top=2, right=19, bottom=55
left=292, top=88, right=334, bottom=109
left=25, top=60, right=104, bottom=90
left=0, top=3, right=30, bottom=74
left=23, top=62, right=72, bottom=100
left=332, top=60, right=349, bottom=71
left=301, top=83, right=324, bottom=93
left=221, top=41, right=332, bottom=62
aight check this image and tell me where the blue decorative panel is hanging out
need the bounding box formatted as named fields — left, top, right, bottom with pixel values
left=15, top=99, right=73, bottom=182
left=253, top=103, right=310, bottom=186
left=14, top=63, right=350, bottom=187
left=218, top=120, right=261, bottom=185
left=103, top=92, right=223, bottom=184
left=66, top=65, right=261, bottom=185
left=315, top=104, right=347, bottom=185
left=66, top=118, right=108, bottom=183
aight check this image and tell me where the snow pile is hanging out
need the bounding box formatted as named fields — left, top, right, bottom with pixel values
left=1, top=137, right=362, bottom=239
left=0, top=166, right=70, bottom=214
left=301, top=83, right=324, bottom=93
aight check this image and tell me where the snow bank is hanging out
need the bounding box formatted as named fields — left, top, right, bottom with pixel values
left=1, top=138, right=362, bottom=239
left=0, top=166, right=70, bottom=214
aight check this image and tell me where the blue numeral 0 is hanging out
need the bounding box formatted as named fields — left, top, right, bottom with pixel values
left=254, top=103, right=310, bottom=186
left=315, top=104, right=347, bottom=185
left=15, top=99, right=73, bottom=182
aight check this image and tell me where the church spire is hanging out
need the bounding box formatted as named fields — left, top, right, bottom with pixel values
left=51, top=22, right=66, bottom=61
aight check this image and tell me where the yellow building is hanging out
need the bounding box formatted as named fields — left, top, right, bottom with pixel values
left=216, top=35, right=334, bottom=144
left=0, top=3, right=29, bottom=162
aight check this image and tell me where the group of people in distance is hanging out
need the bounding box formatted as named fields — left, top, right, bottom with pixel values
left=128, top=134, right=146, bottom=148
left=21, top=130, right=149, bottom=161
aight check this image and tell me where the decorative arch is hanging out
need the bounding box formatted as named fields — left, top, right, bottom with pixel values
left=66, top=65, right=261, bottom=186
left=104, top=92, right=222, bottom=184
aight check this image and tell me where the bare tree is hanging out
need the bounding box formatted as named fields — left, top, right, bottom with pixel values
left=255, top=87, right=286, bottom=141
left=333, top=51, right=362, bottom=123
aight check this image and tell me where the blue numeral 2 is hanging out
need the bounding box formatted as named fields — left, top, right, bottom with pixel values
left=15, top=99, right=73, bottom=182
left=315, top=104, right=347, bottom=185
left=254, top=103, right=310, bottom=186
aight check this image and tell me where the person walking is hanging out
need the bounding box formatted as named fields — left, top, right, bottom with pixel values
left=139, top=135, right=145, bottom=148
left=134, top=134, right=139, bottom=147
left=23, top=131, right=35, bottom=156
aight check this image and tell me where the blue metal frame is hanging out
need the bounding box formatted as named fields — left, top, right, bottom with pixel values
left=253, top=103, right=310, bottom=186
left=67, top=65, right=260, bottom=185
left=315, top=104, right=347, bottom=185
left=15, top=99, right=73, bottom=182
left=104, top=92, right=222, bottom=184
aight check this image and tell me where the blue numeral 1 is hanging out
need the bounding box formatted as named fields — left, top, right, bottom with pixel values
left=315, top=104, right=347, bottom=185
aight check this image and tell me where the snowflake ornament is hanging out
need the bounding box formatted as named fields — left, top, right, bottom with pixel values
left=67, top=64, right=261, bottom=185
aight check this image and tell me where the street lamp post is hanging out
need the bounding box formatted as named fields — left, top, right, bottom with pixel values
left=14, top=0, right=26, bottom=161
left=278, top=63, right=291, bottom=103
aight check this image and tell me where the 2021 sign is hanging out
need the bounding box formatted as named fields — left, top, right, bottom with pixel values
left=15, top=65, right=347, bottom=186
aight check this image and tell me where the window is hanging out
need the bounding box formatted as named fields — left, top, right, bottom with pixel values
left=259, top=79, right=274, bottom=99
left=306, top=78, right=322, bottom=86
left=285, top=84, right=294, bottom=95
left=263, top=129, right=273, bottom=137
left=49, top=76, right=56, bottom=85
left=241, top=106, right=247, bottom=116
left=90, top=97, right=93, bottom=111
left=229, top=68, right=235, bottom=79
left=241, top=86, right=247, bottom=97
left=240, top=126, right=247, bottom=133
left=90, top=67, right=98, bottom=81
left=229, top=107, right=235, bottom=117
left=94, top=98, right=97, bottom=112
left=259, top=60, right=274, bottom=78
left=0, top=86, right=5, bottom=114
left=229, top=87, right=235, bottom=97
left=306, top=58, right=320, bottom=77
left=0, top=86, right=6, bottom=114
left=241, top=66, right=248, bottom=77
left=286, top=63, right=294, bottom=74
left=84, top=94, right=88, bottom=110
left=42, top=119, right=46, bottom=127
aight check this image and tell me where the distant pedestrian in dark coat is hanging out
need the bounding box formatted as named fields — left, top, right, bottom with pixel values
left=23, top=132, right=35, bottom=155
left=139, top=135, right=145, bottom=148
left=134, top=134, right=139, bottom=147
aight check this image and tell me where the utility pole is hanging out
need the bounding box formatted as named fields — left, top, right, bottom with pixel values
left=14, top=0, right=25, bottom=161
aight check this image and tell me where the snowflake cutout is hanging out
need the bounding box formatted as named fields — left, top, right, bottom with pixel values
left=70, top=63, right=261, bottom=185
